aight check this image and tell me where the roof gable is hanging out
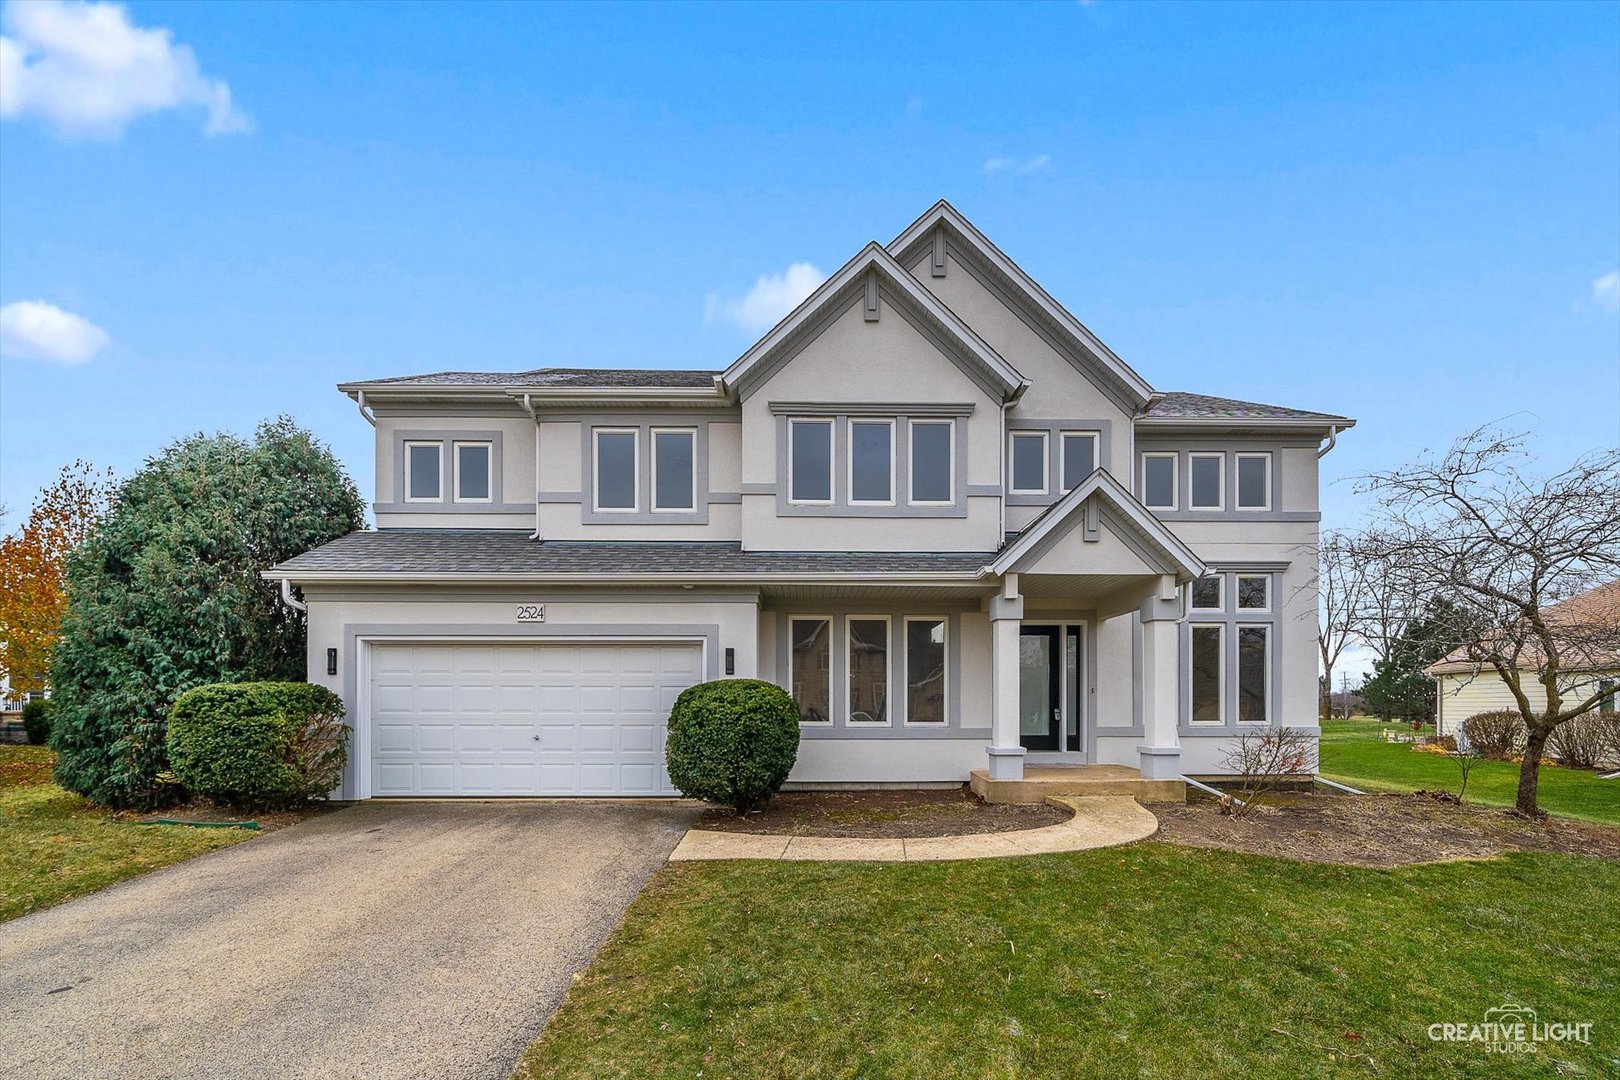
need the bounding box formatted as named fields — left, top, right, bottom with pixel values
left=991, top=469, right=1204, bottom=580
left=718, top=243, right=1028, bottom=402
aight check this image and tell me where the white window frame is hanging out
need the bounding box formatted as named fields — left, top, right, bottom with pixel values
left=1142, top=452, right=1178, bottom=510
left=1060, top=430, right=1100, bottom=492
left=649, top=427, right=698, bottom=513
left=592, top=427, right=640, bottom=513
left=1235, top=624, right=1271, bottom=724
left=452, top=441, right=493, bottom=504
left=787, top=418, right=835, bottom=506
left=403, top=440, right=444, bottom=503
left=1235, top=574, right=1271, bottom=612
left=1235, top=452, right=1272, bottom=511
left=1188, top=451, right=1225, bottom=510
left=788, top=615, right=835, bottom=727
left=1190, top=573, right=1224, bottom=613
left=902, top=616, right=949, bottom=726
left=847, top=418, right=896, bottom=506
left=845, top=614, right=892, bottom=727
left=1189, top=623, right=1225, bottom=725
left=1009, top=431, right=1049, bottom=495
left=908, top=419, right=955, bottom=506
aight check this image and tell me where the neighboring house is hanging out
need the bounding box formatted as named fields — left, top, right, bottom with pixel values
left=267, top=202, right=1354, bottom=799
left=1428, top=579, right=1620, bottom=740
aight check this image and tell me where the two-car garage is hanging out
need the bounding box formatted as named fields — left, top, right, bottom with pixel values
left=367, top=641, right=705, bottom=797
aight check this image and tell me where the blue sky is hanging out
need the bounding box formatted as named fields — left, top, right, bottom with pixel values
left=3, top=0, right=1618, bottom=544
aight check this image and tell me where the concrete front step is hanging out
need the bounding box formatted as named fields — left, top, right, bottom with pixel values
left=970, top=765, right=1186, bottom=805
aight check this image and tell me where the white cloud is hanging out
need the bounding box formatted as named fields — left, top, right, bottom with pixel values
left=0, top=0, right=249, bottom=138
left=0, top=299, right=109, bottom=362
left=1594, top=271, right=1620, bottom=313
left=705, top=262, right=825, bottom=335
left=982, top=153, right=1051, bottom=177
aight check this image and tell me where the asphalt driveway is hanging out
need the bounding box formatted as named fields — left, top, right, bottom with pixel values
left=0, top=799, right=701, bottom=1080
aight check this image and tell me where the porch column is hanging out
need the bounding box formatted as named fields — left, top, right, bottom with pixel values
left=987, top=573, right=1025, bottom=780
left=1138, top=573, right=1183, bottom=780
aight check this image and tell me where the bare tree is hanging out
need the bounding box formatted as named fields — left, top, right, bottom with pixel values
left=1358, top=425, right=1620, bottom=817
left=1313, top=529, right=1372, bottom=721
left=1218, top=726, right=1316, bottom=817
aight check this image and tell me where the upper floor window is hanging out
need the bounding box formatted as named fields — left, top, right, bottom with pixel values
left=1189, top=452, right=1223, bottom=510
left=1190, top=575, right=1222, bottom=612
left=849, top=419, right=894, bottom=505
left=789, top=419, right=834, bottom=504
left=453, top=442, right=491, bottom=503
left=594, top=429, right=638, bottom=511
left=909, top=420, right=954, bottom=504
left=1142, top=452, right=1177, bottom=510
left=1061, top=431, right=1098, bottom=491
left=1010, top=431, right=1048, bottom=494
left=651, top=428, right=696, bottom=512
left=405, top=442, right=443, bottom=502
left=1236, top=453, right=1271, bottom=510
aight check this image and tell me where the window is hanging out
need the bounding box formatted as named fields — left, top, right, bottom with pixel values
left=1010, top=431, right=1048, bottom=494
left=1189, top=452, right=1223, bottom=510
left=651, top=428, right=696, bottom=512
left=405, top=442, right=442, bottom=502
left=453, top=442, right=491, bottom=502
left=1191, top=574, right=1223, bottom=612
left=593, top=429, right=638, bottom=511
left=1190, top=625, right=1223, bottom=723
left=847, top=617, right=890, bottom=724
left=1143, top=453, right=1177, bottom=510
left=1237, top=626, right=1269, bottom=722
left=849, top=419, right=894, bottom=504
left=909, top=420, right=953, bottom=504
left=1236, top=575, right=1270, bottom=611
left=1061, top=432, right=1098, bottom=491
left=1236, top=453, right=1271, bottom=510
left=790, top=617, right=832, bottom=725
left=789, top=419, right=834, bottom=503
left=904, top=618, right=947, bottom=724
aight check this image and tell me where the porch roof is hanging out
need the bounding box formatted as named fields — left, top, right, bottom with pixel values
left=990, top=470, right=1205, bottom=582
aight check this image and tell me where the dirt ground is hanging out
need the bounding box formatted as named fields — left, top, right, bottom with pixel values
left=694, top=787, right=1069, bottom=838
left=1154, top=791, right=1620, bottom=867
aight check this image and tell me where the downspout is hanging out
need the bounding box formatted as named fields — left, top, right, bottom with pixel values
left=278, top=578, right=307, bottom=613
left=998, top=398, right=1010, bottom=543
left=1316, top=424, right=1343, bottom=459
left=355, top=390, right=376, bottom=428
left=520, top=393, right=542, bottom=541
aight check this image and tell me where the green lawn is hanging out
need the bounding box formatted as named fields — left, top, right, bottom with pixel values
left=1318, top=718, right=1620, bottom=826
left=0, top=744, right=249, bottom=922
left=516, top=846, right=1619, bottom=1079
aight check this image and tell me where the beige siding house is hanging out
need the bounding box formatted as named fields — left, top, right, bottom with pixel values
left=267, top=202, right=1354, bottom=800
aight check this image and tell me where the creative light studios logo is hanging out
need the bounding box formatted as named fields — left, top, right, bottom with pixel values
left=1429, top=1003, right=1593, bottom=1055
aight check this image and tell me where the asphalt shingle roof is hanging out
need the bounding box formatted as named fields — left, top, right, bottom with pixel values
left=1144, top=391, right=1347, bottom=422
left=347, top=368, right=721, bottom=389
left=273, top=531, right=995, bottom=576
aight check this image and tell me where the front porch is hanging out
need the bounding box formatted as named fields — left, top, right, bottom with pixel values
left=970, top=764, right=1186, bottom=804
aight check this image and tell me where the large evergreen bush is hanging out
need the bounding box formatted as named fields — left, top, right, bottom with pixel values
left=167, top=682, right=348, bottom=808
left=664, top=679, right=800, bottom=814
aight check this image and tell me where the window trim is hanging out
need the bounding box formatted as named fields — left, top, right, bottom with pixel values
left=1235, top=452, right=1273, bottom=511
left=902, top=616, right=949, bottom=726
left=403, top=441, right=444, bottom=503
left=649, top=427, right=698, bottom=513
left=452, top=441, right=493, bottom=504
left=847, top=418, right=896, bottom=507
left=592, top=427, right=640, bottom=513
left=1189, top=622, right=1226, bottom=725
left=1236, top=624, right=1271, bottom=724
left=787, top=417, right=835, bottom=506
left=1009, top=430, right=1049, bottom=495
left=788, top=615, right=835, bottom=727
left=1060, top=430, right=1100, bottom=492
left=1142, top=451, right=1178, bottom=510
left=845, top=614, right=892, bottom=727
left=1235, top=574, right=1272, bottom=612
left=908, top=418, right=955, bottom=506
left=1190, top=573, right=1224, bottom=613
left=1188, top=451, right=1225, bottom=510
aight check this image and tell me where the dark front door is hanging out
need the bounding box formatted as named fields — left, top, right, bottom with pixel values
left=1019, top=625, right=1061, bottom=751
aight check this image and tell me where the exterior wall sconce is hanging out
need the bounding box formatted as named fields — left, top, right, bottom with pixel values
left=327, top=648, right=338, bottom=676
left=724, top=647, right=735, bottom=675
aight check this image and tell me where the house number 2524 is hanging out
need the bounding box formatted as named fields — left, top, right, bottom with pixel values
left=516, top=604, right=546, bottom=623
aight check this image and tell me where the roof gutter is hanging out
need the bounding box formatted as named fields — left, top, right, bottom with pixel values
left=261, top=569, right=998, bottom=587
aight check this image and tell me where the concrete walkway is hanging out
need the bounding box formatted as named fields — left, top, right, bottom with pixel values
left=668, top=795, right=1157, bottom=862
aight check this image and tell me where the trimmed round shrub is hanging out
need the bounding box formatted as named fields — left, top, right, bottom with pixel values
left=167, top=682, right=348, bottom=808
left=1461, top=709, right=1527, bottom=761
left=665, top=679, right=800, bottom=814
left=21, top=699, right=55, bottom=746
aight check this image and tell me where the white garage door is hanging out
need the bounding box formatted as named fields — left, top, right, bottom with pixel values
left=368, top=641, right=704, bottom=796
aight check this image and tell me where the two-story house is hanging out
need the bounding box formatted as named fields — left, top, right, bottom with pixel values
left=268, top=202, right=1353, bottom=801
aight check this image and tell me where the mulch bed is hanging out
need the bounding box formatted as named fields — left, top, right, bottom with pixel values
left=1154, top=791, right=1620, bottom=867
left=694, top=787, right=1070, bottom=839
